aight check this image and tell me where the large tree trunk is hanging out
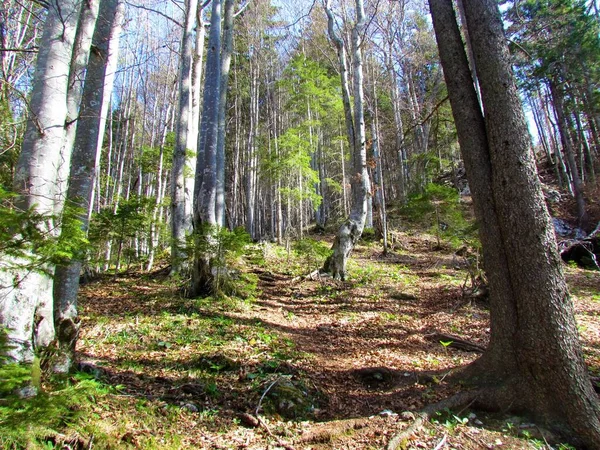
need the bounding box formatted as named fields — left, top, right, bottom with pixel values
left=171, top=0, right=199, bottom=274
left=1, top=0, right=80, bottom=365
left=429, top=1, right=600, bottom=447
left=52, top=0, right=124, bottom=374
left=57, top=0, right=100, bottom=216
left=323, top=0, right=370, bottom=280
left=190, top=0, right=222, bottom=297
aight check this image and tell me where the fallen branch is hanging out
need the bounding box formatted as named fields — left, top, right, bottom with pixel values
left=253, top=377, right=296, bottom=450
left=387, top=390, right=481, bottom=450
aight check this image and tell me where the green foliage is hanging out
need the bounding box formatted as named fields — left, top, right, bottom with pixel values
left=0, top=188, right=89, bottom=274
left=0, top=329, right=111, bottom=449
left=0, top=94, right=20, bottom=190
left=506, top=0, right=600, bottom=96
left=293, top=238, right=332, bottom=270
left=400, top=183, right=477, bottom=248
left=88, top=195, right=154, bottom=269
left=193, top=225, right=257, bottom=298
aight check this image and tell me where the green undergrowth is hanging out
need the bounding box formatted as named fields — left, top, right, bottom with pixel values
left=70, top=270, right=318, bottom=447
left=0, top=330, right=116, bottom=449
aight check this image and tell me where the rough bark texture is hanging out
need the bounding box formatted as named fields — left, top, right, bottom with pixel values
left=430, top=0, right=600, bottom=446
left=53, top=0, right=124, bottom=374
left=2, top=0, right=80, bottom=364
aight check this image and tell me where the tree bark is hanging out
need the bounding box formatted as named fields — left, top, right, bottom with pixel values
left=1, top=0, right=80, bottom=365
left=215, top=0, right=235, bottom=228
left=53, top=0, right=124, bottom=374
left=190, top=0, right=222, bottom=297
left=323, top=0, right=370, bottom=280
left=429, top=0, right=600, bottom=446
left=549, top=78, right=588, bottom=228
left=171, top=0, right=199, bottom=274
left=57, top=0, right=101, bottom=216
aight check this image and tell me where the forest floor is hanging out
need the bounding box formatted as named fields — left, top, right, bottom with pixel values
left=70, top=231, right=600, bottom=450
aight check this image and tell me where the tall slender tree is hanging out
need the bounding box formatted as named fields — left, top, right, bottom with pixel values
left=322, top=0, right=370, bottom=280
left=171, top=0, right=199, bottom=274
left=53, top=0, right=124, bottom=374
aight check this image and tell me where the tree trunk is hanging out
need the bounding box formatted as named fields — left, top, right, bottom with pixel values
left=1, top=0, right=80, bottom=365
left=549, top=78, right=588, bottom=228
left=53, top=0, right=124, bottom=374
left=429, top=1, right=600, bottom=447
left=215, top=0, right=235, bottom=228
left=323, top=0, right=370, bottom=280
left=171, top=0, right=199, bottom=274
left=56, top=0, right=100, bottom=216
left=190, top=0, right=222, bottom=297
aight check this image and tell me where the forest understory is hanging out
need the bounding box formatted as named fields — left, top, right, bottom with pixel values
left=28, top=217, right=599, bottom=450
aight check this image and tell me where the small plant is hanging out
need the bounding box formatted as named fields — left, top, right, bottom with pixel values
left=399, top=183, right=478, bottom=250
left=293, top=238, right=332, bottom=271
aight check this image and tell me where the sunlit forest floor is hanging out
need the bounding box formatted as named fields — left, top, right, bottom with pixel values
left=62, top=231, right=600, bottom=449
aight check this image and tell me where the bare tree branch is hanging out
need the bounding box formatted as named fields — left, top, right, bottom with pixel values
left=0, top=46, right=38, bottom=53
left=124, top=1, right=183, bottom=28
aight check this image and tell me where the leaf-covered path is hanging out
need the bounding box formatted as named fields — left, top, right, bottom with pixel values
left=76, top=233, right=600, bottom=449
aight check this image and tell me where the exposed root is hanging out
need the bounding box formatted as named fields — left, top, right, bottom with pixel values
left=291, top=269, right=324, bottom=284
left=386, top=390, right=481, bottom=450
left=424, top=331, right=486, bottom=353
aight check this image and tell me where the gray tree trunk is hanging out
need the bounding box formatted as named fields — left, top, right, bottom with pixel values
left=52, top=0, right=124, bottom=374
left=1, top=0, right=81, bottom=365
left=549, top=78, right=588, bottom=228
left=430, top=1, right=600, bottom=447
left=171, top=0, right=199, bottom=274
left=57, top=0, right=101, bottom=216
left=323, top=0, right=370, bottom=280
left=215, top=0, right=235, bottom=228
left=190, top=0, right=222, bottom=297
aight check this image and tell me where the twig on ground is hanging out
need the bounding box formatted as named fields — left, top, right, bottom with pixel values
left=291, top=269, right=323, bottom=284
left=433, top=433, right=448, bottom=450
left=253, top=377, right=296, bottom=450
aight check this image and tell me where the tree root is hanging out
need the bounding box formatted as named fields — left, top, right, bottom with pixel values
left=425, top=331, right=486, bottom=353
left=291, top=269, right=324, bottom=284
left=386, top=390, right=481, bottom=450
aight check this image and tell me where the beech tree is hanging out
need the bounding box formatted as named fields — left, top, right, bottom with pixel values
left=427, top=0, right=600, bottom=447
left=322, top=0, right=370, bottom=280
left=53, top=0, right=124, bottom=374
left=1, top=0, right=82, bottom=365
left=190, top=0, right=223, bottom=296
left=171, top=0, right=200, bottom=274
